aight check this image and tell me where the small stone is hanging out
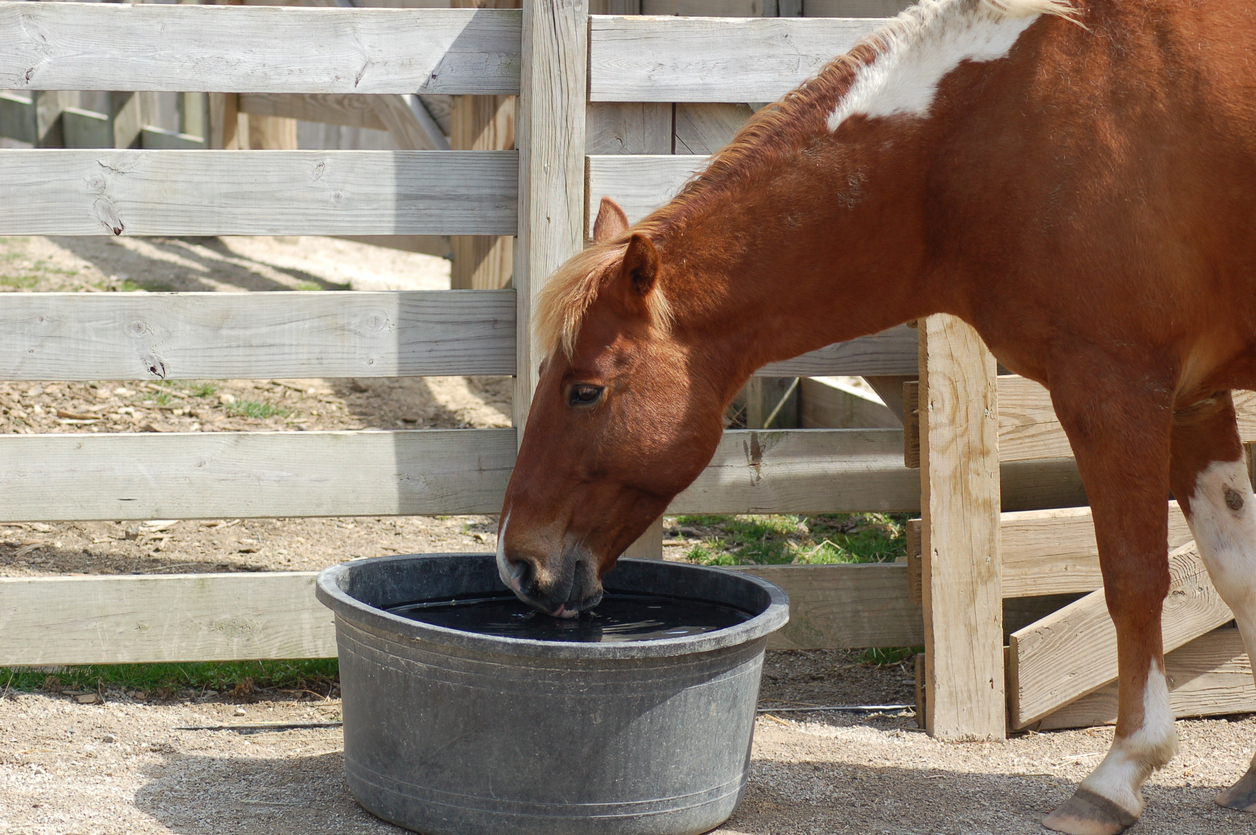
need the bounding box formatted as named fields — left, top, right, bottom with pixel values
left=101, top=734, right=116, bottom=744
left=75, top=694, right=99, bottom=705
left=218, top=393, right=237, bottom=406
left=234, top=707, right=246, bottom=716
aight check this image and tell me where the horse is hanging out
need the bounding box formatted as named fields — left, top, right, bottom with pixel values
left=496, top=0, right=1256, bottom=831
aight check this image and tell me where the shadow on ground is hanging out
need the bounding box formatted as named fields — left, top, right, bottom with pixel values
left=131, top=748, right=1244, bottom=835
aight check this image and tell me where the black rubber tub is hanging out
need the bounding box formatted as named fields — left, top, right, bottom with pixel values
left=315, top=553, right=789, bottom=835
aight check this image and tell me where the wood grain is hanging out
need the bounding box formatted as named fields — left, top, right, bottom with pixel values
left=1000, top=503, right=1194, bottom=598
left=757, top=325, right=919, bottom=377
left=1034, top=627, right=1256, bottom=730
left=733, top=563, right=922, bottom=650
left=589, top=15, right=884, bottom=102
left=670, top=428, right=920, bottom=514
left=0, top=429, right=517, bottom=521
left=0, top=572, right=335, bottom=666
left=919, top=313, right=1004, bottom=740
left=0, top=291, right=516, bottom=380
left=239, top=93, right=390, bottom=132
left=512, top=0, right=588, bottom=432
left=0, top=149, right=517, bottom=236
left=1008, top=541, right=1237, bottom=729
left=0, top=561, right=922, bottom=666
left=0, top=3, right=521, bottom=95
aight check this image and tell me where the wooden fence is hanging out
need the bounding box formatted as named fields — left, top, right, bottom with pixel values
left=0, top=3, right=923, bottom=670
left=1, top=1, right=1250, bottom=744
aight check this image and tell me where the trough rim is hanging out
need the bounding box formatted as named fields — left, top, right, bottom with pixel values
left=315, top=552, right=790, bottom=660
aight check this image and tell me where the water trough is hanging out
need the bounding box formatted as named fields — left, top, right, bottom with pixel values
left=316, top=553, right=789, bottom=835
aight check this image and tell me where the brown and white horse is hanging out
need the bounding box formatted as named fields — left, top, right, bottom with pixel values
left=497, top=1, right=1256, bottom=831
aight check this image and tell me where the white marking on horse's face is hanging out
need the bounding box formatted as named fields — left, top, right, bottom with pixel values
left=828, top=3, right=1042, bottom=132
left=1077, top=663, right=1178, bottom=818
left=1186, top=458, right=1256, bottom=638
left=496, top=510, right=515, bottom=590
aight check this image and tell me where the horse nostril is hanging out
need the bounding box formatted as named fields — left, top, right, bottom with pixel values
left=508, top=558, right=532, bottom=594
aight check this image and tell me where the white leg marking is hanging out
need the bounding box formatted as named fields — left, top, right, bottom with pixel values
left=1187, top=458, right=1256, bottom=643
left=827, top=3, right=1042, bottom=131
left=1187, top=458, right=1256, bottom=774
left=1078, top=663, right=1178, bottom=818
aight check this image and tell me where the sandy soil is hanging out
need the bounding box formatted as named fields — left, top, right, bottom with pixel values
left=1, top=234, right=1254, bottom=834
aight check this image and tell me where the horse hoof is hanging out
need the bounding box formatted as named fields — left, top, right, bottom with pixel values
left=1043, top=788, right=1139, bottom=835
left=1216, top=767, right=1256, bottom=812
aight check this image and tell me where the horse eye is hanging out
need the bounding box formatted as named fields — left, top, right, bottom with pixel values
left=568, top=384, right=604, bottom=407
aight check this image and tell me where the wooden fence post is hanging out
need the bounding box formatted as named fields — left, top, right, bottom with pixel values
left=513, top=0, right=589, bottom=436
left=919, top=313, right=1004, bottom=740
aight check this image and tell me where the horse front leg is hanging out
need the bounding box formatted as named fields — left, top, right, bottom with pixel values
left=1168, top=391, right=1256, bottom=813
left=1042, top=373, right=1177, bottom=835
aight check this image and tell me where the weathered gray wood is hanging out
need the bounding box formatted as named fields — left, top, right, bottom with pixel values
left=919, top=313, right=1004, bottom=740
left=589, top=15, right=884, bottom=102
left=732, top=563, right=922, bottom=650
left=371, top=94, right=451, bottom=151
left=587, top=153, right=706, bottom=229
left=759, top=325, right=918, bottom=376
left=0, top=3, right=522, bottom=95
left=1008, top=542, right=1237, bottom=729
left=0, top=572, right=335, bottom=666
left=802, top=0, right=912, bottom=15
left=585, top=102, right=673, bottom=155
left=0, top=149, right=517, bottom=236
left=673, top=102, right=752, bottom=154
left=670, top=428, right=920, bottom=513
left=0, top=427, right=918, bottom=520
left=0, top=291, right=515, bottom=380
left=0, top=92, right=35, bottom=145
left=139, top=127, right=206, bottom=151
left=239, top=93, right=390, bottom=131
left=1035, top=627, right=1256, bottom=731
left=59, top=106, right=112, bottom=149
left=0, top=429, right=517, bottom=521
left=799, top=377, right=901, bottom=429
left=513, top=0, right=588, bottom=433
left=0, top=560, right=922, bottom=666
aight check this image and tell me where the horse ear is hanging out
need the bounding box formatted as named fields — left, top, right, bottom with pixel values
left=621, top=232, right=659, bottom=299
left=592, top=197, right=629, bottom=244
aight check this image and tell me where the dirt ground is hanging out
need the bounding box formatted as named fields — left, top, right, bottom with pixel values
left=1, top=235, right=1255, bottom=834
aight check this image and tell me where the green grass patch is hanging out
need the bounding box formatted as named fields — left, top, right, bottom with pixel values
left=673, top=513, right=908, bottom=567
left=227, top=399, right=289, bottom=420
left=0, top=274, right=40, bottom=289
left=0, top=659, right=338, bottom=699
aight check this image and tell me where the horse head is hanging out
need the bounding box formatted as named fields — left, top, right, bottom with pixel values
left=496, top=198, right=729, bottom=617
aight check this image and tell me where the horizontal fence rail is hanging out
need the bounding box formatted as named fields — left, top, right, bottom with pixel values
left=0, top=150, right=517, bottom=237
left=589, top=15, right=884, bottom=103
left=0, top=3, right=521, bottom=95
left=0, top=562, right=922, bottom=666
left=0, top=291, right=912, bottom=380
left=0, top=428, right=918, bottom=522
left=0, top=291, right=516, bottom=380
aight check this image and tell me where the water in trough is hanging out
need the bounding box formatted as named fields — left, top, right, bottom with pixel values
left=387, top=591, right=753, bottom=642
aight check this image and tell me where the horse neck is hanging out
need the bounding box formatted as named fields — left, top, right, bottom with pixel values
left=655, top=120, right=939, bottom=397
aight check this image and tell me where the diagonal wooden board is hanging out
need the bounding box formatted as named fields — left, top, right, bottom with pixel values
left=1008, top=541, right=1236, bottom=729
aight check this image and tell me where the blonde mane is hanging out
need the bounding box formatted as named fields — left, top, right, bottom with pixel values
left=534, top=0, right=1074, bottom=360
